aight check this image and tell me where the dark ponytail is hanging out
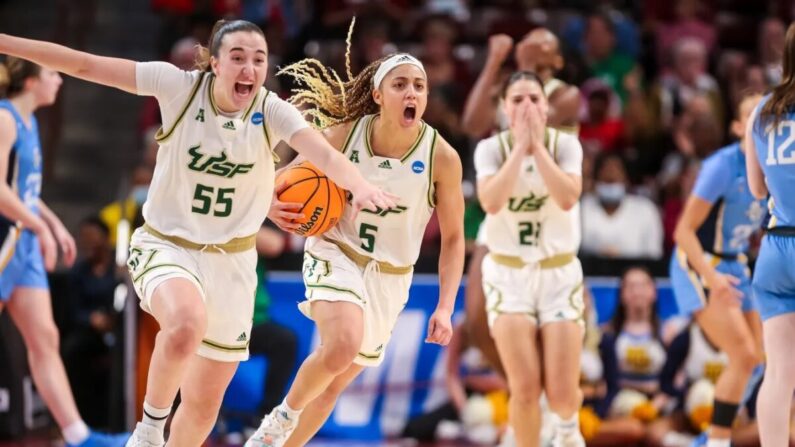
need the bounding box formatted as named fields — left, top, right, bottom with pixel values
left=195, top=19, right=266, bottom=72
left=0, top=57, right=41, bottom=99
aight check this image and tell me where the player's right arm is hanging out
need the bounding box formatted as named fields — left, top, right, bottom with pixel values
left=0, top=111, right=57, bottom=270
left=267, top=122, right=357, bottom=231
left=0, top=34, right=137, bottom=94
left=744, top=106, right=768, bottom=199
left=673, top=155, right=742, bottom=306
left=461, top=34, right=513, bottom=138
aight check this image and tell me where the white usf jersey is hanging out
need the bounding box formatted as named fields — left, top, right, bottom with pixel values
left=474, top=128, right=583, bottom=262
left=135, top=62, right=308, bottom=244
left=317, top=114, right=438, bottom=267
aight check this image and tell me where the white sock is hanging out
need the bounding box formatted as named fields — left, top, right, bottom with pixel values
left=553, top=412, right=580, bottom=437
left=706, top=439, right=731, bottom=447
left=278, top=398, right=303, bottom=420
left=142, top=401, right=172, bottom=432
left=62, top=420, right=90, bottom=445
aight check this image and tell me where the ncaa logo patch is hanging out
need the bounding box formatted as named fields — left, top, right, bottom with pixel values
left=251, top=112, right=264, bottom=125
left=412, top=160, right=425, bottom=174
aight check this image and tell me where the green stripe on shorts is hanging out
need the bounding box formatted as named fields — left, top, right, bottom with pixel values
left=201, top=338, right=249, bottom=352
left=306, top=283, right=364, bottom=303
left=133, top=263, right=202, bottom=289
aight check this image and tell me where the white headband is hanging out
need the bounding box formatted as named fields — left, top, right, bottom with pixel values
left=373, top=54, right=427, bottom=88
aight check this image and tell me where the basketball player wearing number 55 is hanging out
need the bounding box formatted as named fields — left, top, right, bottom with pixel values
left=475, top=71, right=584, bottom=447
left=0, top=20, right=396, bottom=447
left=246, top=49, right=465, bottom=446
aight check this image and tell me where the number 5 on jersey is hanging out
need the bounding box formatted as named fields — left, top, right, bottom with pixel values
left=360, top=223, right=378, bottom=253
left=192, top=183, right=235, bottom=217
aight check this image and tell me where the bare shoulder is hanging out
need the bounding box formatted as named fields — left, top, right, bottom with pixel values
left=0, top=109, right=17, bottom=137
left=0, top=109, right=17, bottom=154
left=321, top=120, right=357, bottom=152
left=433, top=135, right=463, bottom=177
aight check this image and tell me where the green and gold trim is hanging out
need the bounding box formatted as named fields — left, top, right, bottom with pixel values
left=201, top=338, right=249, bottom=353
left=363, top=114, right=428, bottom=162
left=132, top=263, right=203, bottom=289
left=427, top=129, right=439, bottom=208
left=357, top=351, right=382, bottom=360
left=306, top=283, right=365, bottom=303
left=155, top=72, right=207, bottom=143
left=341, top=117, right=363, bottom=155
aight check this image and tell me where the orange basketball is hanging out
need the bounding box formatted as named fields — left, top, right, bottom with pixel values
left=275, top=161, right=346, bottom=237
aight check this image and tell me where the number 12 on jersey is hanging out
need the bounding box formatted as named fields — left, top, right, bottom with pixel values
left=518, top=221, right=541, bottom=246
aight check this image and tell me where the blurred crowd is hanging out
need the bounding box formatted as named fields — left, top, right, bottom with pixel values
left=104, top=0, right=790, bottom=276
left=30, top=0, right=793, bottom=443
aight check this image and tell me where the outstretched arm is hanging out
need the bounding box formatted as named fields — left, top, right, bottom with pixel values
left=0, top=33, right=137, bottom=93
left=289, top=126, right=397, bottom=213
left=427, top=139, right=465, bottom=346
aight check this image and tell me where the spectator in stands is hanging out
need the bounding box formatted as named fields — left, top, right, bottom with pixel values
left=98, top=164, right=153, bottom=245
left=62, top=217, right=121, bottom=428
left=577, top=287, right=647, bottom=447
left=462, top=28, right=581, bottom=138
left=581, top=11, right=640, bottom=103
left=646, top=323, right=762, bottom=447
left=653, top=38, right=723, bottom=130
left=418, top=16, right=470, bottom=110
left=581, top=153, right=664, bottom=259
left=579, top=78, right=625, bottom=156
left=758, top=17, right=785, bottom=86
left=655, top=0, right=716, bottom=68
left=602, top=268, right=667, bottom=405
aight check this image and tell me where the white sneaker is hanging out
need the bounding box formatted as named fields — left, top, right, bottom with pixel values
left=124, top=423, right=164, bottom=447
left=244, top=407, right=298, bottom=447
left=551, top=431, right=586, bottom=447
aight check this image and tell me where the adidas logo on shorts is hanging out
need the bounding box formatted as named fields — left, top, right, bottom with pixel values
left=236, top=332, right=247, bottom=342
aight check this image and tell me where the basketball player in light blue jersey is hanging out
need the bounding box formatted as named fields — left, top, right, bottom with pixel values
left=670, top=93, right=765, bottom=447
left=745, top=23, right=795, bottom=447
left=0, top=57, right=128, bottom=446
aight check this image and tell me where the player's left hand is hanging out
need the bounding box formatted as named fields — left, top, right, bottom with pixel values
left=268, top=180, right=305, bottom=232
left=53, top=223, right=77, bottom=267
left=426, top=308, right=453, bottom=346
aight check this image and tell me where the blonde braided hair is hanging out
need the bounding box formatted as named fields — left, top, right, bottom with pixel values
left=278, top=18, right=390, bottom=129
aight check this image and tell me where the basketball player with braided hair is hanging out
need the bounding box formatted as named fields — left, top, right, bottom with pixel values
left=0, top=18, right=396, bottom=447
left=246, top=24, right=465, bottom=447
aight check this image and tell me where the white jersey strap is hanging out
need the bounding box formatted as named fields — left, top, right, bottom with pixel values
left=155, top=72, right=207, bottom=143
